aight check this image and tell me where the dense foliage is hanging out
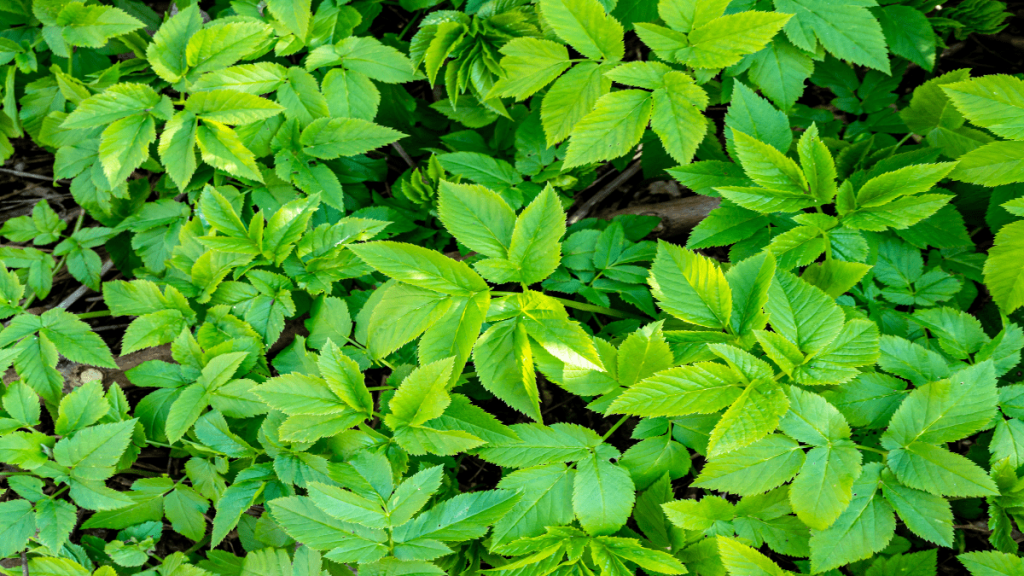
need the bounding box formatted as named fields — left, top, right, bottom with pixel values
left=1, top=0, right=1024, bottom=575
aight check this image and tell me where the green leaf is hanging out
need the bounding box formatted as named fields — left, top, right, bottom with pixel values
left=774, top=0, right=889, bottom=73
left=269, top=495, right=387, bottom=553
left=0, top=500, right=35, bottom=557
left=984, top=220, right=1024, bottom=313
left=307, top=481, right=388, bottom=529
left=943, top=75, right=1024, bottom=141
left=694, top=434, right=805, bottom=496
left=563, top=90, right=651, bottom=169
left=3, top=381, right=40, bottom=427
left=351, top=241, right=488, bottom=295
left=797, top=124, right=837, bottom=203
left=573, top=453, right=635, bottom=536
left=38, top=308, right=116, bottom=368
left=163, top=486, right=209, bottom=541
left=367, top=283, right=452, bottom=360
left=54, top=420, right=137, bottom=481
left=789, top=441, right=861, bottom=530
left=717, top=536, right=787, bottom=576
left=185, top=22, right=272, bottom=79
left=490, top=38, right=572, bottom=101
left=35, top=498, right=77, bottom=552
left=591, top=536, right=687, bottom=575
left=725, top=81, right=792, bottom=153
left=876, top=5, right=936, bottom=71
left=300, top=117, right=404, bottom=159
left=386, top=357, right=455, bottom=428
left=63, top=83, right=159, bottom=130
left=649, top=241, right=731, bottom=329
left=620, top=435, right=690, bottom=489
left=855, top=163, right=956, bottom=208
left=158, top=111, right=198, bottom=190
left=766, top=270, right=844, bottom=357
left=748, top=36, right=814, bottom=111
left=540, top=0, right=624, bottom=61
left=949, top=141, right=1024, bottom=187
left=146, top=5, right=204, bottom=83
left=880, top=361, right=998, bottom=448
left=57, top=2, right=144, bottom=49
left=663, top=494, right=733, bottom=531
left=185, top=90, right=285, bottom=125
left=388, top=465, right=444, bottom=528
left=609, top=362, right=741, bottom=417
left=478, top=186, right=564, bottom=285
left=886, top=441, right=998, bottom=497
left=958, top=551, right=1024, bottom=576
left=707, top=379, right=789, bottom=457
left=322, top=69, right=380, bottom=121
left=196, top=120, right=263, bottom=182
left=473, top=321, right=541, bottom=420
left=682, top=11, right=791, bottom=69
left=650, top=71, right=708, bottom=164
left=808, top=463, right=895, bottom=573
left=492, top=463, right=575, bottom=545
left=192, top=63, right=288, bottom=94
left=541, top=62, right=613, bottom=147
left=438, top=181, right=516, bottom=259
left=733, top=129, right=808, bottom=195
left=880, top=469, right=953, bottom=547
left=393, top=489, right=521, bottom=543
left=54, top=379, right=107, bottom=436
left=266, top=0, right=310, bottom=39
left=476, top=422, right=600, bottom=468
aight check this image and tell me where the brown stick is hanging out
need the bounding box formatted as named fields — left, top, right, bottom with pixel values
left=391, top=142, right=417, bottom=170
left=568, top=159, right=643, bottom=225
left=992, top=35, right=1024, bottom=50
left=599, top=195, right=721, bottom=238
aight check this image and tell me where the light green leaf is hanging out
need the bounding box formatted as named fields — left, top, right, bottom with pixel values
left=609, top=362, right=742, bottom=417
left=540, top=0, right=624, bottom=61
left=573, top=454, right=635, bottom=536
left=682, top=11, right=791, bottom=69
left=300, top=117, right=404, bottom=159
left=717, top=536, right=787, bottom=576
left=438, top=181, right=516, bottom=259
left=984, top=220, right=1024, bottom=313
left=392, top=489, right=521, bottom=543
left=774, top=0, right=890, bottom=73
left=694, top=434, right=805, bottom=496
left=943, top=75, right=1024, bottom=141
left=146, top=5, right=204, bottom=83
left=707, top=379, right=789, bottom=457
left=650, top=71, right=708, bottom=164
left=563, top=90, right=651, bottom=169
left=649, top=241, right=731, bottom=329
left=196, top=120, right=263, bottom=182
left=186, top=90, right=284, bottom=125
left=490, top=38, right=572, bottom=101
left=880, top=469, right=953, bottom=547
left=949, top=141, right=1024, bottom=187
left=808, top=463, right=895, bottom=573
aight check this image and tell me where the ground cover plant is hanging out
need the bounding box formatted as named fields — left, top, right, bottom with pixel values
left=1, top=0, right=1024, bottom=574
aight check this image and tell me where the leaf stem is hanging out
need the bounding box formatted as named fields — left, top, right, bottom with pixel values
left=76, top=310, right=111, bottom=319
left=601, top=415, right=629, bottom=441
left=855, top=444, right=887, bottom=456
left=182, top=534, right=211, bottom=556
left=887, top=133, right=913, bottom=158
